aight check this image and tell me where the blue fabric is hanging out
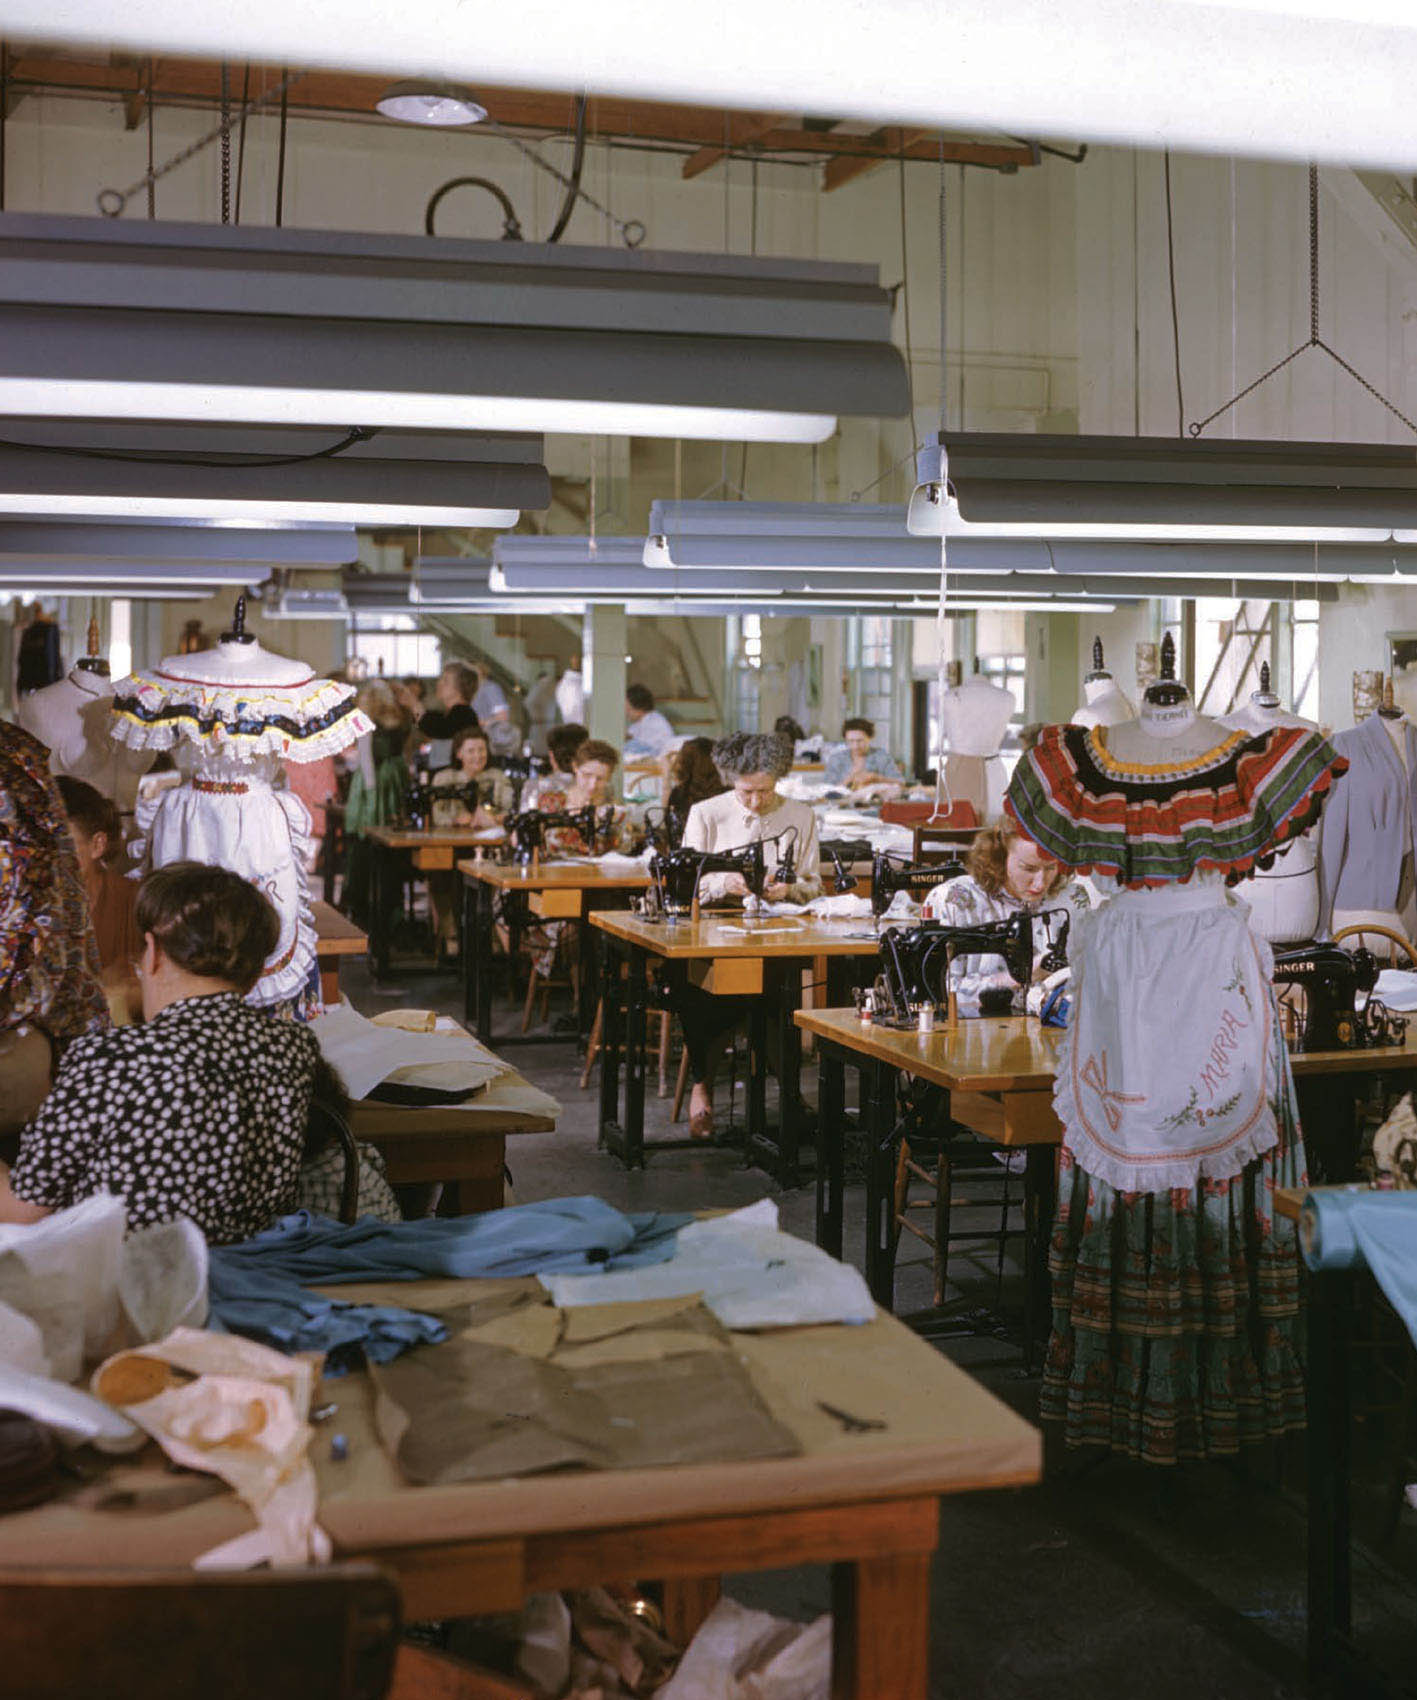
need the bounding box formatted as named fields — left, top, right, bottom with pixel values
left=207, top=1196, right=691, bottom=1372
left=1302, top=1190, right=1417, bottom=1349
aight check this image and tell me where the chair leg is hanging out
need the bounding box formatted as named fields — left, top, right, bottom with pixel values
left=934, top=1149, right=953, bottom=1308
left=520, top=967, right=541, bottom=1034
left=671, top=1045, right=691, bottom=1123
left=891, top=1135, right=912, bottom=1269
left=578, top=1000, right=604, bottom=1091
left=657, top=1010, right=671, bottom=1098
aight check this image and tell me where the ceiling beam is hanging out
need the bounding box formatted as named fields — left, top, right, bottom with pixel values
left=821, top=127, right=934, bottom=192
left=681, top=112, right=788, bottom=180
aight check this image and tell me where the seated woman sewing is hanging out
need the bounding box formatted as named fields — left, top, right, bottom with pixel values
left=429, top=726, right=510, bottom=959
left=921, top=818, right=1071, bottom=1016
left=541, top=739, right=627, bottom=854
left=0, top=861, right=320, bottom=1242
left=677, top=732, right=822, bottom=1138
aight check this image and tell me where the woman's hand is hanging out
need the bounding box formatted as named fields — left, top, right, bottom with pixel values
left=763, top=881, right=793, bottom=901
left=721, top=873, right=750, bottom=896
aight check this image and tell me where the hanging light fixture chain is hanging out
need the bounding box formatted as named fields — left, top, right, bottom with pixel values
left=483, top=114, right=646, bottom=247
left=1189, top=162, right=1416, bottom=438
left=219, top=64, right=231, bottom=225
left=96, top=68, right=308, bottom=217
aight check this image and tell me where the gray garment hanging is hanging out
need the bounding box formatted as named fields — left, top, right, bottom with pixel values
left=1317, top=713, right=1417, bottom=932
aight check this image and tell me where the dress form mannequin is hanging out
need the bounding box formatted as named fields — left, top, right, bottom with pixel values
left=14, top=619, right=153, bottom=812
left=1220, top=665, right=1322, bottom=945
left=1105, top=635, right=1225, bottom=765
left=113, top=597, right=370, bottom=1014
left=1071, top=638, right=1135, bottom=730
left=941, top=660, right=1016, bottom=817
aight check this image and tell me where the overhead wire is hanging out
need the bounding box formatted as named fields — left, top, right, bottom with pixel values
left=1163, top=151, right=1185, bottom=436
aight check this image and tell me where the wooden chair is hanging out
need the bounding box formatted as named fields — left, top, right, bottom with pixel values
left=1332, top=922, right=1417, bottom=968
left=580, top=998, right=680, bottom=1102
left=0, top=1563, right=401, bottom=1700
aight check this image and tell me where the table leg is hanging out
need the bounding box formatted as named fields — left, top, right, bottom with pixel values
left=864, top=1058, right=898, bottom=1309
left=370, top=840, right=390, bottom=981
left=830, top=1544, right=933, bottom=1699
left=623, top=944, right=649, bottom=1169
left=746, top=995, right=768, bottom=1164
left=816, top=1039, right=847, bottom=1260
left=660, top=1576, right=721, bottom=1649
left=1307, top=1267, right=1354, bottom=1695
left=1022, top=1144, right=1057, bottom=1372
left=598, top=933, right=626, bottom=1157
left=1295, top=1076, right=1360, bottom=1184
left=577, top=905, right=598, bottom=1041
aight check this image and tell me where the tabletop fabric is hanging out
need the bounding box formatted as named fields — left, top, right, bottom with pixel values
left=207, top=1199, right=691, bottom=1370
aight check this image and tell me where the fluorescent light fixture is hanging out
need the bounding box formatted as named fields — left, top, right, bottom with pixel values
left=0, top=216, right=907, bottom=443
left=376, top=81, right=487, bottom=126
left=906, top=435, right=1417, bottom=543
left=0, top=563, right=262, bottom=588
left=273, top=587, right=351, bottom=620
left=0, top=519, right=359, bottom=566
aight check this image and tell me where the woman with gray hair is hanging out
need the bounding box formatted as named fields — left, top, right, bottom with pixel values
left=677, top=730, right=821, bottom=1136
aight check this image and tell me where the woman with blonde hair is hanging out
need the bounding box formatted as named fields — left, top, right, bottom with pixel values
left=921, top=817, right=1071, bottom=1017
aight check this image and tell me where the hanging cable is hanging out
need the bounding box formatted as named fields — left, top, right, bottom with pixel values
left=233, top=63, right=251, bottom=225
left=483, top=109, right=645, bottom=247
left=933, top=144, right=953, bottom=819
left=424, top=176, right=523, bottom=240
left=274, top=70, right=289, bottom=227
left=0, top=425, right=380, bottom=470
left=543, top=94, right=588, bottom=243
left=1162, top=152, right=1185, bottom=437
left=145, top=60, right=156, bottom=218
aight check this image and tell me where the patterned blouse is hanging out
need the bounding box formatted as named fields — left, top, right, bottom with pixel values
left=0, top=721, right=107, bottom=1051
left=919, top=874, right=1081, bottom=1017
left=10, top=992, right=318, bottom=1242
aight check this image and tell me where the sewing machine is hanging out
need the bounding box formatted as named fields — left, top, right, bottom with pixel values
left=871, top=909, right=1071, bottom=1028
left=495, top=753, right=548, bottom=812
left=870, top=851, right=966, bottom=918
left=1271, top=943, right=1407, bottom=1051
left=642, top=805, right=689, bottom=856
left=818, top=839, right=875, bottom=894
left=504, top=805, right=617, bottom=866
left=647, top=827, right=801, bottom=918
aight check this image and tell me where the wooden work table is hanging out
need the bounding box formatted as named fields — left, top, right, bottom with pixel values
left=459, top=858, right=652, bottom=1046
left=589, top=911, right=881, bottom=1180
left=364, top=825, right=505, bottom=979
left=0, top=1278, right=1039, bottom=1697
left=796, top=1007, right=1417, bottom=1308
left=312, top=899, right=367, bottom=1009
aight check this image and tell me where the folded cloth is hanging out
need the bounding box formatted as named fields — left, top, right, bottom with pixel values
left=208, top=1198, right=691, bottom=1371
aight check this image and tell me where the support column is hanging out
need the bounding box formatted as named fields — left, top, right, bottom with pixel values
left=583, top=603, right=628, bottom=752
left=1025, top=612, right=1081, bottom=725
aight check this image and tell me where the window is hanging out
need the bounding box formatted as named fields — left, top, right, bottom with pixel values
left=726, top=616, right=761, bottom=729
left=975, top=609, right=1026, bottom=726
left=348, top=616, right=442, bottom=682
left=845, top=616, right=894, bottom=729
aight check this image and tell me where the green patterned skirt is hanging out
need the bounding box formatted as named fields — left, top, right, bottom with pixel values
left=1040, top=1074, right=1307, bottom=1466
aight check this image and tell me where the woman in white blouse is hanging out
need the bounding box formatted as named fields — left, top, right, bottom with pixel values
left=921, top=818, right=1072, bottom=1017
left=678, top=732, right=821, bottom=1137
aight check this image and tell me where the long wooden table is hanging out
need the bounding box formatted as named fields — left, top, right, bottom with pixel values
left=459, top=858, right=652, bottom=1047
left=312, top=899, right=367, bottom=1009
left=590, top=912, right=880, bottom=1181
left=347, top=1069, right=558, bottom=1214
left=364, top=825, right=504, bottom=979
left=0, top=1277, right=1040, bottom=1697
left=795, top=1008, right=1417, bottom=1308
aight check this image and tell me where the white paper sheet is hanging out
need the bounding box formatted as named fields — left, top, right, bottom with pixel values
left=310, top=1001, right=506, bottom=1102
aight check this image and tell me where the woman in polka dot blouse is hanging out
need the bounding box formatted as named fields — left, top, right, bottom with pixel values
left=0, top=861, right=320, bottom=1243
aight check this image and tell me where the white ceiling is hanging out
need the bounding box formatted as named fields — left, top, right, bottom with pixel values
left=10, top=0, right=1417, bottom=170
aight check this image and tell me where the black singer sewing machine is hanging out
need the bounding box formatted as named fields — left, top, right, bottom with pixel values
left=496, top=754, right=548, bottom=812
left=872, top=909, right=1070, bottom=1027
left=504, top=805, right=617, bottom=864
left=647, top=827, right=802, bottom=916
left=1271, top=943, right=1407, bottom=1051
left=870, top=851, right=966, bottom=918
left=819, top=839, right=875, bottom=894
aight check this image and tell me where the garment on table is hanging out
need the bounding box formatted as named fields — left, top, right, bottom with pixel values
left=1318, top=712, right=1417, bottom=934
left=295, top=1140, right=401, bottom=1224
left=206, top=1199, right=692, bottom=1369
left=0, top=721, right=107, bottom=1053
left=1301, top=1191, right=1417, bottom=1350
left=918, top=875, right=1056, bottom=1017
left=14, top=667, right=154, bottom=812
left=681, top=792, right=821, bottom=903
left=1005, top=717, right=1345, bottom=1461
left=624, top=709, right=676, bottom=759
left=822, top=743, right=904, bottom=787
left=10, top=991, right=317, bottom=1242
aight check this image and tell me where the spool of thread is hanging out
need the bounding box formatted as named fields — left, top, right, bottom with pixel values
left=916, top=1004, right=936, bottom=1034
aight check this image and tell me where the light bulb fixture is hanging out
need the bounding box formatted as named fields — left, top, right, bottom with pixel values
left=376, top=81, right=487, bottom=127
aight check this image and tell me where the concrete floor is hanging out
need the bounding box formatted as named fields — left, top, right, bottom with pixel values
left=346, top=952, right=1417, bottom=1699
